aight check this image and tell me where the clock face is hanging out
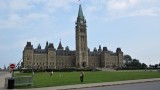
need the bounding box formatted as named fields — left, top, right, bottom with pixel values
left=80, top=20, right=83, bottom=24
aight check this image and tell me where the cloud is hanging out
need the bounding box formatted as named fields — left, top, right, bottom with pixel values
left=0, top=0, right=7, bottom=9
left=107, top=0, right=137, bottom=10
left=54, top=30, right=74, bottom=39
left=0, top=0, right=75, bottom=30
left=46, top=0, right=74, bottom=9
left=84, top=6, right=100, bottom=21
left=0, top=36, right=55, bottom=51
left=129, top=8, right=160, bottom=17
left=0, top=37, right=35, bottom=51
left=9, top=0, right=32, bottom=11
left=0, top=13, right=22, bottom=29
left=27, top=13, right=50, bottom=22
left=1, top=0, right=160, bottom=29
left=83, top=0, right=106, bottom=21
left=111, top=2, right=128, bottom=10
left=0, top=12, right=51, bottom=29
left=104, top=0, right=160, bottom=20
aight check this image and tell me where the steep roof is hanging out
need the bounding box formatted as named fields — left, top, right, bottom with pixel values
left=78, top=4, right=84, bottom=20
left=37, top=44, right=41, bottom=49
left=57, top=41, right=63, bottom=50
left=48, top=43, right=54, bottom=49
left=26, top=42, right=32, bottom=47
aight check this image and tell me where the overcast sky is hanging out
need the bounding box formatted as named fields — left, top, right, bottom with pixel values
left=0, top=0, right=160, bottom=68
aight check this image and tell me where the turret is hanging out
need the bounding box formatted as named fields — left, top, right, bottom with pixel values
left=37, top=44, right=41, bottom=49
left=57, top=41, right=64, bottom=50
left=65, top=46, right=70, bottom=51
left=48, top=43, right=56, bottom=69
left=24, top=42, right=33, bottom=49
left=23, top=42, right=33, bottom=68
left=45, top=41, right=49, bottom=50
left=98, top=45, right=102, bottom=52
left=116, top=47, right=124, bottom=67
left=48, top=43, right=55, bottom=50
left=103, top=47, right=108, bottom=52
left=116, top=48, right=122, bottom=54
left=93, top=47, right=98, bottom=52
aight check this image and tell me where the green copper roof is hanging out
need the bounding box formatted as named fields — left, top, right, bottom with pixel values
left=78, top=4, right=84, bottom=19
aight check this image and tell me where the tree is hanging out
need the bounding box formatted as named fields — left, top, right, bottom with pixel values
left=123, top=55, right=148, bottom=69
left=155, top=64, right=158, bottom=68
left=124, top=55, right=132, bottom=64
left=141, top=63, right=147, bottom=68
left=131, top=59, right=141, bottom=68
left=124, top=55, right=132, bottom=68
left=4, top=65, right=6, bottom=70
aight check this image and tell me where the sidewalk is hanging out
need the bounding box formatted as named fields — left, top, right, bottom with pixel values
left=0, top=71, right=12, bottom=90
left=12, top=78, right=160, bottom=90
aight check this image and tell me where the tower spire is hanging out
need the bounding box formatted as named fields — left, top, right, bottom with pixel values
left=57, top=40, right=63, bottom=50
left=76, top=3, right=88, bottom=68
left=78, top=4, right=84, bottom=20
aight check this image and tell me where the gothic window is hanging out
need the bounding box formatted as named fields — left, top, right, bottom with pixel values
left=82, top=52, right=85, bottom=60
left=80, top=29, right=85, bottom=33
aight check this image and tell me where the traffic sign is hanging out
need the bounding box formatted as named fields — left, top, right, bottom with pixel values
left=10, top=64, right=15, bottom=69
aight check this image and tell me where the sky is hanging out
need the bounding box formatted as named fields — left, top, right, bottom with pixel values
left=0, top=0, right=160, bottom=68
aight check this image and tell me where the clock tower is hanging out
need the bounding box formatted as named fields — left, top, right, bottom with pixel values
left=76, top=4, right=88, bottom=68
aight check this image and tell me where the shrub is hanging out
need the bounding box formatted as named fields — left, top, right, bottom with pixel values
left=19, top=67, right=100, bottom=73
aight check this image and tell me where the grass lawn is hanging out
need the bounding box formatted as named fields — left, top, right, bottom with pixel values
left=15, top=71, right=160, bottom=88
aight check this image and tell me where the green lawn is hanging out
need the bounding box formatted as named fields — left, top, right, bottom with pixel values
left=15, top=71, right=160, bottom=88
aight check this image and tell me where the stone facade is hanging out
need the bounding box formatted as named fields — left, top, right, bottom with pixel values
left=22, top=4, right=124, bottom=69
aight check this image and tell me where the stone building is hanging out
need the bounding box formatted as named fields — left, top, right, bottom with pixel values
left=22, top=4, right=124, bottom=69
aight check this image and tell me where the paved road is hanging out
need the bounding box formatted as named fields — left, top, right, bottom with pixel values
left=76, top=81, right=160, bottom=90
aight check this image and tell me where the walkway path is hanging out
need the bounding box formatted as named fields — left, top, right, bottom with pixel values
left=0, top=71, right=12, bottom=89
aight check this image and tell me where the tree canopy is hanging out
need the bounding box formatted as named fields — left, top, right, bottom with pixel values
left=124, top=55, right=147, bottom=69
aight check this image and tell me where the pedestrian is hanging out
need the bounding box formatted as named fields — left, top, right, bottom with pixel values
left=80, top=71, right=84, bottom=82
left=51, top=71, right=53, bottom=76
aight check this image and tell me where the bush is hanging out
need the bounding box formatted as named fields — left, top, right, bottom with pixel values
left=20, top=67, right=100, bottom=73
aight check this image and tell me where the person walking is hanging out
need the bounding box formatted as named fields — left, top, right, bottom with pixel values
left=51, top=71, right=53, bottom=76
left=80, top=71, right=84, bottom=82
